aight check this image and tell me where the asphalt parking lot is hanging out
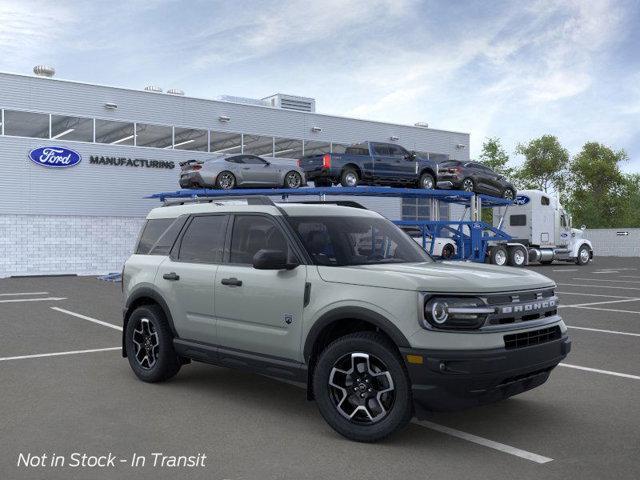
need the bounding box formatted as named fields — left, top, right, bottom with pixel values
left=1, top=257, right=639, bottom=480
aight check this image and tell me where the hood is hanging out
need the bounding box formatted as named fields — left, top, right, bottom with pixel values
left=317, top=261, right=555, bottom=293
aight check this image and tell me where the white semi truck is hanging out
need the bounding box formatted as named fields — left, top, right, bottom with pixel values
left=490, top=189, right=593, bottom=267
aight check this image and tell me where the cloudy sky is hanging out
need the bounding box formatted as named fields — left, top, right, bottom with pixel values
left=1, top=0, right=639, bottom=170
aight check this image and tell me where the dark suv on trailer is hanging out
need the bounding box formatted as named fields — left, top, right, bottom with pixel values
left=437, top=160, right=516, bottom=199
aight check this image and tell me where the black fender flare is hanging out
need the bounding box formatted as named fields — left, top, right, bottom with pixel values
left=303, top=306, right=411, bottom=363
left=122, top=287, right=177, bottom=356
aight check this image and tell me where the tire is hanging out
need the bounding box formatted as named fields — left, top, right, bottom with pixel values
left=314, top=179, right=332, bottom=187
left=313, top=332, right=412, bottom=443
left=461, top=178, right=475, bottom=192
left=340, top=168, right=359, bottom=187
left=502, top=188, right=516, bottom=200
left=284, top=171, right=303, bottom=189
left=576, top=245, right=591, bottom=265
left=125, top=305, right=181, bottom=383
left=215, top=171, right=236, bottom=190
left=419, top=172, right=435, bottom=190
left=441, top=243, right=455, bottom=259
left=507, top=246, right=526, bottom=267
left=490, top=245, right=508, bottom=266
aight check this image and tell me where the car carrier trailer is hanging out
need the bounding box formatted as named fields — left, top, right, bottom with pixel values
left=149, top=186, right=591, bottom=267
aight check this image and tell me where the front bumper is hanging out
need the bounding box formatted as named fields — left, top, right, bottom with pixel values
left=400, top=335, right=571, bottom=413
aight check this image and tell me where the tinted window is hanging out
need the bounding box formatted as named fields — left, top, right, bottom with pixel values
left=288, top=216, right=431, bottom=266
left=178, top=215, right=228, bottom=263
left=372, top=144, right=390, bottom=156
left=541, top=196, right=550, bottom=206
left=4, top=110, right=50, bottom=138
left=230, top=215, right=288, bottom=264
left=345, top=146, right=369, bottom=156
left=510, top=215, right=527, bottom=226
left=136, top=219, right=174, bottom=254
left=243, top=155, right=268, bottom=165
left=387, top=145, right=406, bottom=157
left=225, top=156, right=245, bottom=164
left=149, top=216, right=188, bottom=256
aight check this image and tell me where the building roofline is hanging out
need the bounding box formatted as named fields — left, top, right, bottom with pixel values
left=0, top=70, right=470, bottom=137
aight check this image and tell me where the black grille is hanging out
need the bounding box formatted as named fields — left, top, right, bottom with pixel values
left=504, top=326, right=561, bottom=350
left=485, top=289, right=558, bottom=326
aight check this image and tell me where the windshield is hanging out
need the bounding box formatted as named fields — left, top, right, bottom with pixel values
left=287, top=216, right=433, bottom=266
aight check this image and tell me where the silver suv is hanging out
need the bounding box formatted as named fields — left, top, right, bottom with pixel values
left=122, top=196, right=570, bottom=442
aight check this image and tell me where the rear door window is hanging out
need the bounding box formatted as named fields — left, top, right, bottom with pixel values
left=177, top=215, right=229, bottom=263
left=372, top=144, right=390, bottom=156
left=136, top=218, right=174, bottom=254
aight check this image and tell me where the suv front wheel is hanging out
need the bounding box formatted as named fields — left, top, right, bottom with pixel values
left=313, top=332, right=412, bottom=442
left=125, top=304, right=181, bottom=383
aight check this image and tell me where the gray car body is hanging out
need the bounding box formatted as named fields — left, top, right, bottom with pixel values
left=179, top=154, right=307, bottom=189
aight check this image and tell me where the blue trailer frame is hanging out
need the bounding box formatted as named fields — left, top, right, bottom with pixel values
left=148, top=186, right=513, bottom=263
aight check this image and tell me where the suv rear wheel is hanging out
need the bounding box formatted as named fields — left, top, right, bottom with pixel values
left=125, top=305, right=181, bottom=383
left=313, top=332, right=412, bottom=442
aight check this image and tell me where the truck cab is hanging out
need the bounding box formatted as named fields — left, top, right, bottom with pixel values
left=493, top=190, right=593, bottom=265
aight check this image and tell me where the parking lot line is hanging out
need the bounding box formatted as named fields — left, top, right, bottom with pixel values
left=571, top=278, right=640, bottom=285
left=0, top=296, right=66, bottom=303
left=0, top=347, right=120, bottom=362
left=0, top=291, right=49, bottom=296
left=560, top=363, right=640, bottom=380
left=557, top=283, right=640, bottom=291
left=559, top=298, right=640, bottom=308
left=567, top=326, right=640, bottom=337
left=51, top=307, right=122, bottom=331
left=556, top=291, right=637, bottom=299
left=564, top=305, right=640, bottom=315
left=414, top=420, right=553, bottom=464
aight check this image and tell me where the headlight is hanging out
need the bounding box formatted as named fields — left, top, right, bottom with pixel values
left=422, top=297, right=494, bottom=330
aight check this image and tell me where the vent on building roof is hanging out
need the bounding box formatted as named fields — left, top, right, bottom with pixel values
left=167, top=89, right=185, bottom=96
left=414, top=122, right=429, bottom=128
left=262, top=93, right=316, bottom=113
left=217, top=95, right=269, bottom=107
left=33, top=65, right=55, bottom=78
left=144, top=85, right=163, bottom=93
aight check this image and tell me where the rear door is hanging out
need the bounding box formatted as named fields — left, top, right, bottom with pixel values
left=156, top=214, right=229, bottom=345
left=370, top=143, right=393, bottom=181
left=214, top=214, right=307, bottom=361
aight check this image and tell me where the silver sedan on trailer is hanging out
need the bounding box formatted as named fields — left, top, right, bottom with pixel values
left=179, top=154, right=307, bottom=190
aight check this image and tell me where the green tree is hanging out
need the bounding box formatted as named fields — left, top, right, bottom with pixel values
left=515, top=135, right=569, bottom=193
left=566, top=142, right=628, bottom=228
left=478, top=137, right=515, bottom=178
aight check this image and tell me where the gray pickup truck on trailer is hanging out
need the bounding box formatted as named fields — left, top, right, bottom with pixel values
left=122, top=197, right=570, bottom=442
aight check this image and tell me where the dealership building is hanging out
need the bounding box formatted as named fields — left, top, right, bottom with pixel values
left=0, top=68, right=470, bottom=276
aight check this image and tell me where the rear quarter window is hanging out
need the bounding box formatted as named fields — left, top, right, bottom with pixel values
left=135, top=218, right=181, bottom=255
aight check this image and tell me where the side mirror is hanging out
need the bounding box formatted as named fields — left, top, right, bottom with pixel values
left=581, top=225, right=586, bottom=230
left=252, top=249, right=298, bottom=270
left=404, top=152, right=416, bottom=160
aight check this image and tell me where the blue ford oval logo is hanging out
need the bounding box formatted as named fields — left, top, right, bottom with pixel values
left=28, top=146, right=82, bottom=168
left=514, top=195, right=530, bottom=205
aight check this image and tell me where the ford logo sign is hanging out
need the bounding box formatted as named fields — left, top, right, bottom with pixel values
left=514, top=195, right=530, bottom=205
left=28, top=146, right=82, bottom=168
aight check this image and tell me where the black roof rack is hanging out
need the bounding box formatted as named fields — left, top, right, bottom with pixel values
left=289, top=200, right=368, bottom=209
left=161, top=195, right=275, bottom=207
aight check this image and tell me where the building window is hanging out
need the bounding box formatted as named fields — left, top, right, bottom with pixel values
left=173, top=127, right=208, bottom=151
left=303, top=140, right=330, bottom=156
left=401, top=199, right=449, bottom=221
left=243, top=134, right=274, bottom=156
left=135, top=123, right=173, bottom=148
left=3, top=110, right=50, bottom=139
left=95, top=119, right=135, bottom=145
left=210, top=131, right=242, bottom=154
left=50, top=114, right=94, bottom=142
left=273, top=137, right=303, bottom=159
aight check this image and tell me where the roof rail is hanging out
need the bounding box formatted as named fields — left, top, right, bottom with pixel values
left=161, top=195, right=275, bottom=207
left=291, top=200, right=368, bottom=209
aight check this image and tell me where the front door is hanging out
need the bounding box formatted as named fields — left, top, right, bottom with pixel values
left=214, top=214, right=307, bottom=361
left=241, top=155, right=279, bottom=185
left=156, top=214, right=229, bottom=345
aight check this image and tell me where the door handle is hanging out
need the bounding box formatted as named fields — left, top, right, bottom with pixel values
left=242, top=167, right=251, bottom=170
left=163, top=272, right=180, bottom=281
left=221, top=277, right=243, bottom=287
